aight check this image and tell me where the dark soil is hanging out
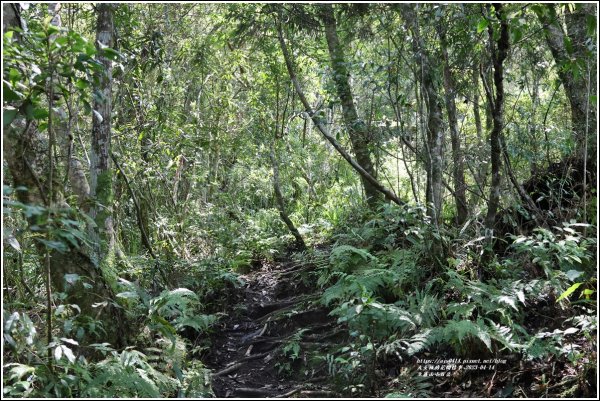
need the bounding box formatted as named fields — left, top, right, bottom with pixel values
left=204, top=259, right=341, bottom=398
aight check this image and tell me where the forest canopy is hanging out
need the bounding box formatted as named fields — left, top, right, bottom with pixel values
left=2, top=2, right=598, bottom=398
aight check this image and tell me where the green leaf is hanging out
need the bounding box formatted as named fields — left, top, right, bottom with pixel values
left=46, top=25, right=60, bottom=36
left=582, top=289, right=595, bottom=299
left=477, top=18, right=489, bottom=34
left=25, top=99, right=40, bottom=120
left=4, top=107, right=18, bottom=127
left=37, top=239, right=68, bottom=252
left=101, top=47, right=121, bottom=61
left=563, top=327, right=578, bottom=335
left=92, top=109, right=104, bottom=123
left=556, top=282, right=583, bottom=302
left=9, top=68, right=21, bottom=82
left=54, top=36, right=69, bottom=47
left=64, top=274, right=80, bottom=285
left=476, top=326, right=492, bottom=352
left=510, top=26, right=523, bottom=43
left=7, top=364, right=35, bottom=382
left=60, top=337, right=78, bottom=346
left=117, top=291, right=139, bottom=299
left=75, top=79, right=89, bottom=90
left=169, top=288, right=198, bottom=298
left=54, top=344, right=63, bottom=361
left=32, top=107, right=49, bottom=120
left=62, top=345, right=76, bottom=363
left=565, top=270, right=583, bottom=282
left=6, top=236, right=21, bottom=252
left=563, top=36, right=574, bottom=55
left=3, top=83, right=23, bottom=101
left=497, top=295, right=518, bottom=311
left=516, top=290, right=525, bottom=305
left=586, top=14, right=596, bottom=36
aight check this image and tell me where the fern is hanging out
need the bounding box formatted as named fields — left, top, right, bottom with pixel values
left=175, top=314, right=218, bottom=332
left=321, top=268, right=399, bottom=306
left=82, top=348, right=179, bottom=397
left=329, top=244, right=378, bottom=273
left=385, top=368, right=432, bottom=398
left=432, top=319, right=493, bottom=353
left=181, top=360, right=213, bottom=397
left=486, top=320, right=523, bottom=352
left=148, top=288, right=218, bottom=337
left=446, top=301, right=477, bottom=320
left=403, top=288, right=440, bottom=327
left=404, top=329, right=433, bottom=356
left=378, top=329, right=434, bottom=361
left=145, top=335, right=187, bottom=376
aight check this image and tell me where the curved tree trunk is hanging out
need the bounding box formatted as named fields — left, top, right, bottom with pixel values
left=269, top=144, right=307, bottom=251
left=319, top=5, right=382, bottom=208
left=276, top=10, right=404, bottom=207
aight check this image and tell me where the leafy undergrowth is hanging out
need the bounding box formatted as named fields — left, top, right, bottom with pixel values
left=298, top=203, right=597, bottom=397
left=3, top=200, right=596, bottom=398
left=5, top=203, right=596, bottom=398
left=3, top=266, right=224, bottom=398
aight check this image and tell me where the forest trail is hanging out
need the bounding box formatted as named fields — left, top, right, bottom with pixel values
left=205, top=258, right=341, bottom=398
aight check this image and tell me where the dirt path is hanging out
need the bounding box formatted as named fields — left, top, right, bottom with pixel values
left=205, top=259, right=341, bottom=398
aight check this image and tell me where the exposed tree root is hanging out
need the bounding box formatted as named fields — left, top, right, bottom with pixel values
left=204, top=258, right=337, bottom=397
left=233, top=387, right=277, bottom=397
left=212, top=351, right=270, bottom=377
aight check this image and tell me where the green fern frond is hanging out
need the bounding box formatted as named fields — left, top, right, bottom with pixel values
left=329, top=244, right=378, bottom=272
left=321, top=268, right=399, bottom=306
left=82, top=348, right=179, bottom=398
left=446, top=301, right=476, bottom=320
left=433, top=319, right=493, bottom=352
left=407, top=329, right=432, bottom=355
left=486, top=320, right=523, bottom=352
left=386, top=367, right=433, bottom=398
left=405, top=290, right=440, bottom=327
left=174, top=314, right=218, bottom=332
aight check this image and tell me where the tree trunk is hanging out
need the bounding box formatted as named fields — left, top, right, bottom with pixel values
left=269, top=144, right=307, bottom=251
left=537, top=4, right=597, bottom=159
left=276, top=11, right=404, bottom=207
left=470, top=64, right=489, bottom=204
left=400, top=4, right=444, bottom=224
left=89, top=3, right=116, bottom=269
left=482, top=3, right=509, bottom=270
left=437, top=24, right=468, bottom=225
left=473, top=65, right=483, bottom=142
left=3, top=3, right=126, bottom=349
left=319, top=5, right=382, bottom=208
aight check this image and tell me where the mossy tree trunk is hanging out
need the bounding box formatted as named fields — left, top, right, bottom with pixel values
left=400, top=4, right=445, bottom=224
left=537, top=4, right=597, bottom=160
left=437, top=23, right=468, bottom=225
left=481, top=3, right=510, bottom=274
left=319, top=4, right=383, bottom=208
left=89, top=3, right=116, bottom=276
left=276, top=9, right=404, bottom=207
left=3, top=3, right=126, bottom=350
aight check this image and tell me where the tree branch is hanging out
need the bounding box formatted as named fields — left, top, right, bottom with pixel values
left=275, top=10, right=404, bottom=206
